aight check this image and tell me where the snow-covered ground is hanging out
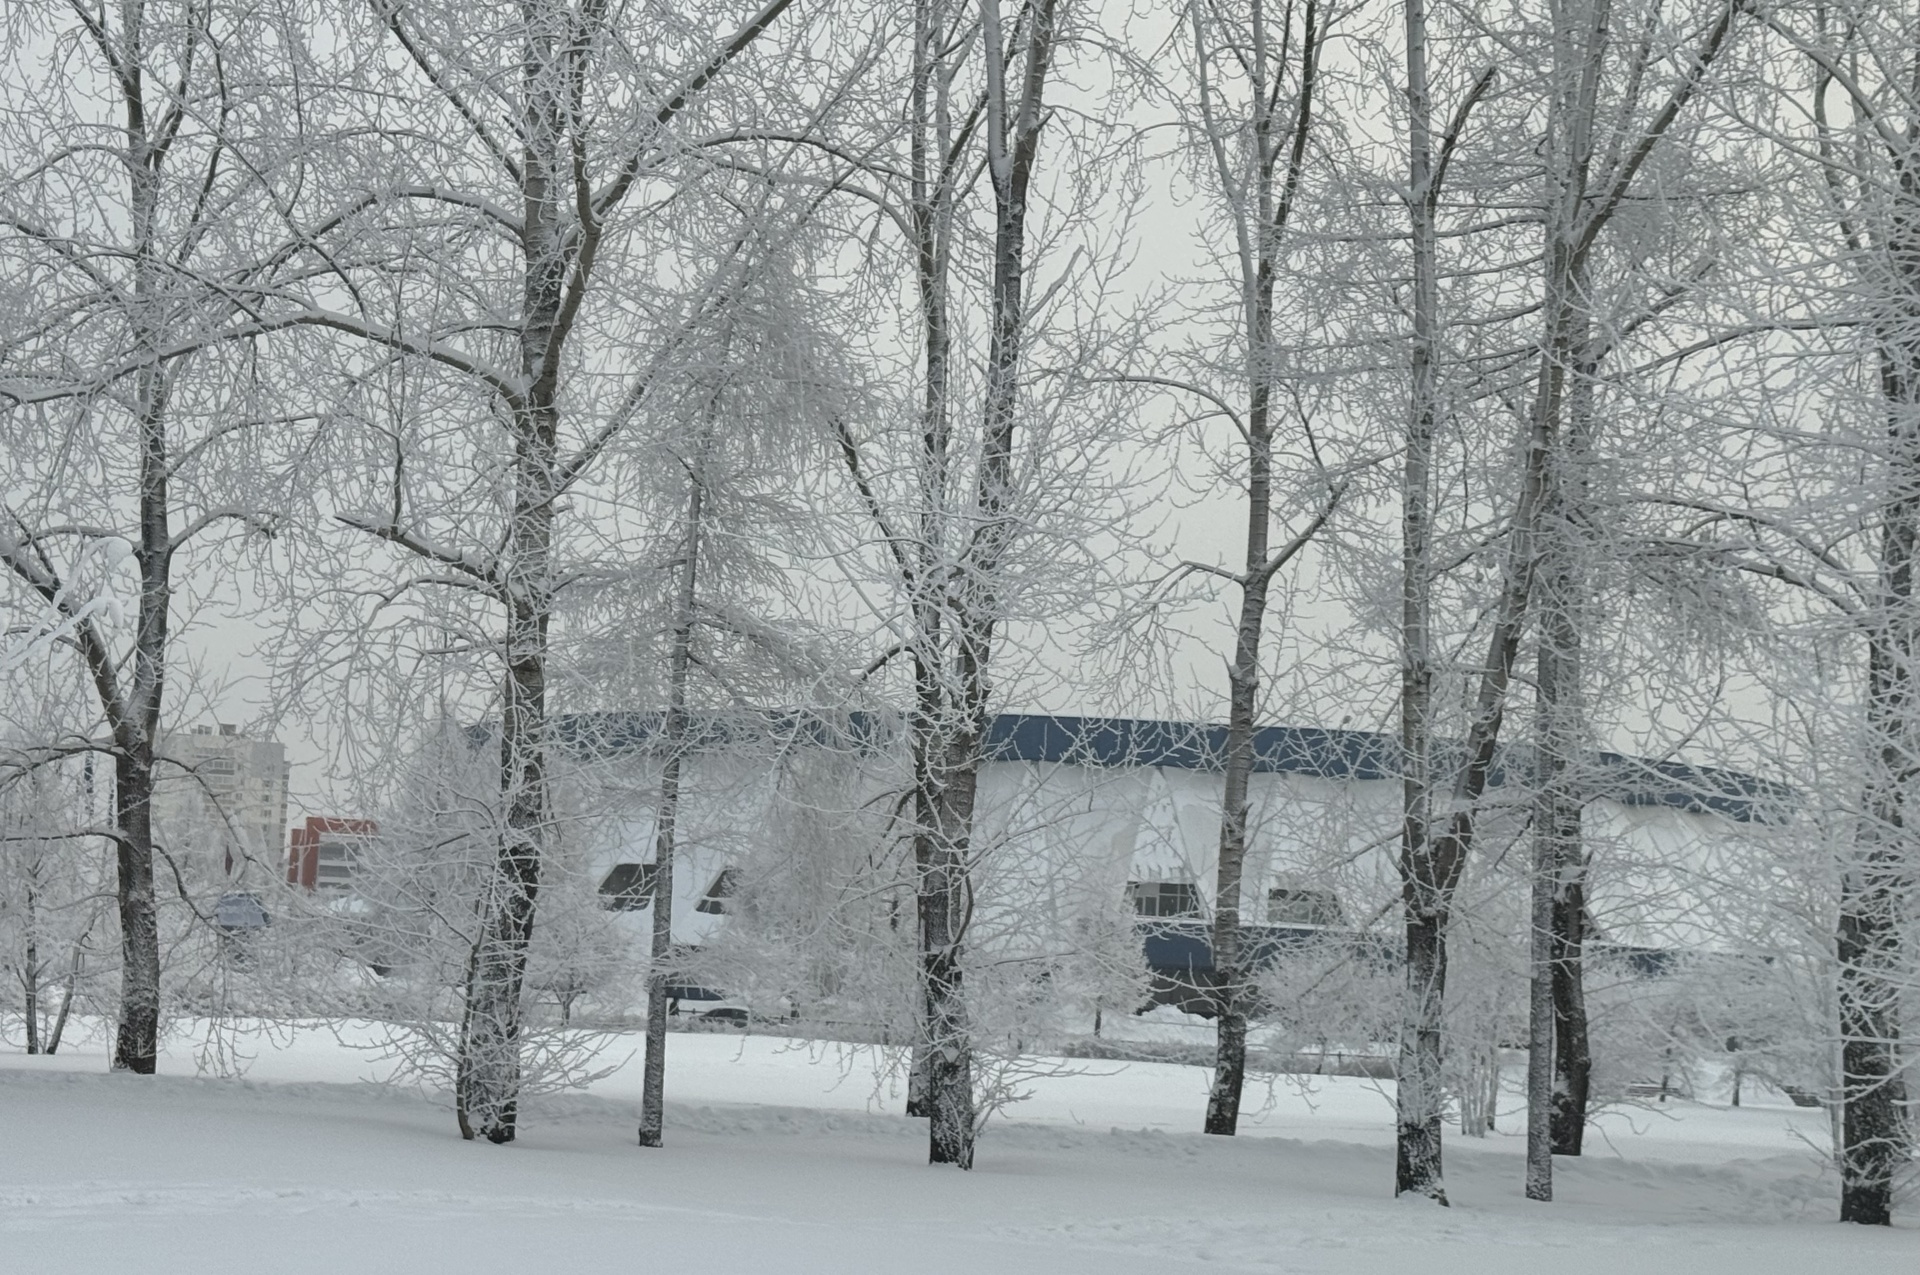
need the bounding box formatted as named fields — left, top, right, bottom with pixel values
left=1, top=1024, right=1910, bottom=1273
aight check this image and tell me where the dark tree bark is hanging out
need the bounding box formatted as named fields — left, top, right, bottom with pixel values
left=921, top=741, right=980, bottom=1166
left=1533, top=355, right=1593, bottom=1177
left=903, top=0, right=958, bottom=1124
left=1839, top=339, right=1920, bottom=1225
left=111, top=742, right=163, bottom=1073
left=454, top=123, right=563, bottom=1134
left=1395, top=0, right=1446, bottom=1199
left=639, top=466, right=702, bottom=1149
left=1548, top=848, right=1591, bottom=1157
left=1505, top=0, right=1746, bottom=1202
left=340, top=0, right=794, bottom=1144
left=21, top=881, right=38, bottom=1055
left=1525, top=776, right=1555, bottom=1198
left=1181, top=0, right=1332, bottom=1140
left=1768, top=8, right=1920, bottom=1225
left=887, top=0, right=1066, bottom=1170
left=1395, top=0, right=1516, bottom=1203
left=1528, top=557, right=1591, bottom=1188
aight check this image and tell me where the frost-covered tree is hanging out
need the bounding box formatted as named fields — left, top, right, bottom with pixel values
left=1147, top=0, right=1351, bottom=1140
left=815, top=0, right=1138, bottom=1167
left=0, top=1, right=310, bottom=1072
left=0, top=698, right=112, bottom=1055
left=265, top=0, right=815, bottom=1142
left=627, top=191, right=856, bottom=1149
left=303, top=715, right=638, bottom=1103
left=1387, top=0, right=1755, bottom=1203
left=1651, top=1, right=1920, bottom=1223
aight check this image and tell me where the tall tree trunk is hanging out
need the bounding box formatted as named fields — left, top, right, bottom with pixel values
left=1205, top=403, right=1269, bottom=1138
left=1526, top=0, right=1611, bottom=1174
left=1398, top=365, right=1550, bottom=1202
left=1836, top=809, right=1907, bottom=1226
left=1397, top=0, right=1444, bottom=1199
left=1800, top=14, right=1920, bottom=1228
left=455, top=425, right=556, bottom=1144
left=1529, top=534, right=1594, bottom=1182
left=111, top=743, right=162, bottom=1073
left=1399, top=93, right=1577, bottom=1199
left=639, top=471, right=703, bottom=1148
left=1546, top=658, right=1592, bottom=1163
left=1525, top=799, right=1555, bottom=1199
left=923, top=743, right=978, bottom=1167
left=903, top=0, right=1064, bottom=1170
left=1195, top=0, right=1324, bottom=1140
left=105, top=33, right=176, bottom=1078
left=1394, top=0, right=1528, bottom=1204
left=904, top=0, right=956, bottom=1124
left=115, top=344, right=170, bottom=1077
left=1839, top=330, right=1920, bottom=1224
left=1530, top=366, right=1591, bottom=1188
left=1548, top=844, right=1591, bottom=1155
left=455, top=12, right=571, bottom=1139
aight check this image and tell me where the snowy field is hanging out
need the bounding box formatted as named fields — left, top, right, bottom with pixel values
left=1, top=1025, right=1911, bottom=1274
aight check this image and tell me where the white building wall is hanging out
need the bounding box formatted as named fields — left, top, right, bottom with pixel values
left=580, top=737, right=1768, bottom=958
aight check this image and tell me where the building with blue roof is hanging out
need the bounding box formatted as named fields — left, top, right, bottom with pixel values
left=564, top=710, right=1785, bottom=1016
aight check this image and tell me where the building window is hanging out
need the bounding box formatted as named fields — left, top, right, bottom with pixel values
left=1129, top=880, right=1203, bottom=919
left=1267, top=886, right=1344, bottom=928
left=201, top=757, right=236, bottom=775
left=308, top=833, right=368, bottom=889
left=598, top=863, right=657, bottom=911
left=695, top=867, right=737, bottom=915
left=314, top=838, right=356, bottom=886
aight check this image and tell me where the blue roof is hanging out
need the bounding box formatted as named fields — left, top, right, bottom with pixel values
left=552, top=710, right=1790, bottom=824
left=551, top=709, right=888, bottom=756
left=980, top=715, right=1788, bottom=823
left=980, top=714, right=1398, bottom=780
left=1587, top=750, right=1793, bottom=824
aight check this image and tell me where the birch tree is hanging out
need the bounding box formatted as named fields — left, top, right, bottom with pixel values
left=1393, top=0, right=1493, bottom=1201
left=0, top=1, right=302, bottom=1073
left=1697, top=0, right=1920, bottom=1224
left=1517, top=0, right=1760, bottom=1202
left=1391, top=0, right=1755, bottom=1202
left=632, top=197, right=847, bottom=1148
left=271, top=0, right=805, bottom=1142
left=1155, top=0, right=1347, bottom=1137
left=634, top=449, right=701, bottom=1149
left=816, top=0, right=1133, bottom=1167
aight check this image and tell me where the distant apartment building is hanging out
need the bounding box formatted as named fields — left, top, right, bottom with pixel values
left=287, top=816, right=378, bottom=891
left=152, top=724, right=290, bottom=881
